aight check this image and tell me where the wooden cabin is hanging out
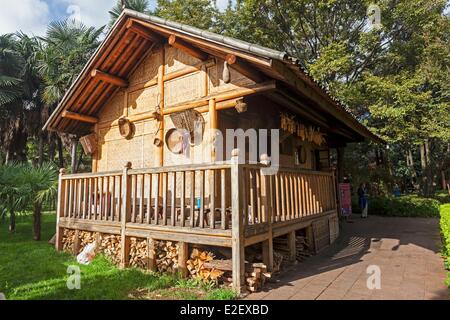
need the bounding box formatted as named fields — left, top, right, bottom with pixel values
left=44, top=9, right=382, bottom=294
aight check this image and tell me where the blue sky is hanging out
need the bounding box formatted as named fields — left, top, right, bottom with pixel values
left=0, top=0, right=230, bottom=36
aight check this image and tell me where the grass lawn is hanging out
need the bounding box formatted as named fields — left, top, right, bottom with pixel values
left=0, top=213, right=236, bottom=300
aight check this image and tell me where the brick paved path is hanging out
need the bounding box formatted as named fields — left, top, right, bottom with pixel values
left=247, top=216, right=449, bottom=300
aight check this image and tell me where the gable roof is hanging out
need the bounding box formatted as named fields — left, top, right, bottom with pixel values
left=43, top=9, right=384, bottom=144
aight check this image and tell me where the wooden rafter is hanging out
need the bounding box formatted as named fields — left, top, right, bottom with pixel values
left=225, top=54, right=264, bottom=83
left=168, top=34, right=209, bottom=61
left=91, top=69, right=129, bottom=88
left=126, top=19, right=162, bottom=43
left=62, top=111, right=98, bottom=124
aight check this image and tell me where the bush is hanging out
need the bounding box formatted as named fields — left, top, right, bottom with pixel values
left=434, top=190, right=450, bottom=204
left=352, top=195, right=440, bottom=217
left=441, top=204, right=450, bottom=259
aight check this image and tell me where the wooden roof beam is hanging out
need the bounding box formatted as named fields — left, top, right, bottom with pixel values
left=62, top=111, right=98, bottom=124
left=126, top=19, right=163, bottom=43
left=168, top=34, right=209, bottom=61
left=226, top=54, right=265, bottom=83
left=91, top=69, right=129, bottom=88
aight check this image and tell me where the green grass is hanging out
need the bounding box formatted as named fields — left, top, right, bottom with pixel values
left=0, top=214, right=236, bottom=300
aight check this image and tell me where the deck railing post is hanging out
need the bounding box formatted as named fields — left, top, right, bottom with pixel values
left=260, top=156, right=274, bottom=271
left=120, top=162, right=132, bottom=268
left=55, top=168, right=66, bottom=251
left=231, top=149, right=245, bottom=295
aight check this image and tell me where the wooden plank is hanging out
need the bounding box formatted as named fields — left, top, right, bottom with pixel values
left=120, top=162, right=132, bottom=268
left=131, top=174, right=137, bottom=223
left=99, top=177, right=104, bottom=220
left=199, top=170, right=205, bottom=228
left=93, top=177, right=98, bottom=220
left=231, top=154, right=245, bottom=295
left=126, top=20, right=162, bottom=43
left=55, top=169, right=66, bottom=251
left=147, top=238, right=156, bottom=271
left=154, top=173, right=160, bottom=225
left=139, top=174, right=145, bottom=224
left=177, top=242, right=189, bottom=278
left=61, top=111, right=98, bottom=124
left=221, top=169, right=226, bottom=230
left=111, top=176, right=116, bottom=221
left=287, top=231, right=296, bottom=262
left=180, top=171, right=186, bottom=227
left=209, top=170, right=215, bottom=229
left=146, top=174, right=152, bottom=224
left=83, top=178, right=88, bottom=219
left=171, top=172, right=176, bottom=227
left=162, top=172, right=168, bottom=225
left=105, top=176, right=110, bottom=221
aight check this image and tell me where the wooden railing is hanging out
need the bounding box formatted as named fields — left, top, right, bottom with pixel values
left=58, top=163, right=233, bottom=230
left=241, top=165, right=337, bottom=227
left=56, top=158, right=338, bottom=294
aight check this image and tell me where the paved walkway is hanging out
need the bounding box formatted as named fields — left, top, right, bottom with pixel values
left=247, top=216, right=449, bottom=300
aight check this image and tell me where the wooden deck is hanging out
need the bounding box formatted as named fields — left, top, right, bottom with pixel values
left=55, top=156, right=338, bottom=293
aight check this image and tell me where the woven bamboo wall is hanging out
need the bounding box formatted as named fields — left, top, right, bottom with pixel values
left=94, top=45, right=256, bottom=172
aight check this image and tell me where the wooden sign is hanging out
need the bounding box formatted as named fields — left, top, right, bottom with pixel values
left=79, top=133, right=98, bottom=155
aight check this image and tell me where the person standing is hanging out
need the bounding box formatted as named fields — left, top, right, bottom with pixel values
left=358, top=183, right=369, bottom=218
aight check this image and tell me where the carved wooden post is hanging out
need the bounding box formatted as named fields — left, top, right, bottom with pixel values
left=55, top=168, right=66, bottom=251
left=120, top=162, right=132, bottom=268
left=231, top=149, right=245, bottom=295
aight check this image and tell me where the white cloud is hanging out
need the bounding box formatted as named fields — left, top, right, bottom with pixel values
left=0, top=0, right=50, bottom=36
left=57, top=0, right=116, bottom=28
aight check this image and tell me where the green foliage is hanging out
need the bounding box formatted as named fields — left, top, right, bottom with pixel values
left=352, top=194, right=441, bottom=217
left=441, top=204, right=450, bottom=258
left=434, top=190, right=450, bottom=205
left=0, top=214, right=236, bottom=300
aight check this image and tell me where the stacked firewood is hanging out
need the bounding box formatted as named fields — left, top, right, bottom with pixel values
left=155, top=240, right=179, bottom=273
left=78, top=231, right=97, bottom=253
left=62, top=229, right=76, bottom=252
left=186, top=249, right=224, bottom=283
left=99, top=234, right=121, bottom=265
left=245, top=263, right=271, bottom=292
left=273, top=235, right=311, bottom=263
left=129, top=237, right=148, bottom=269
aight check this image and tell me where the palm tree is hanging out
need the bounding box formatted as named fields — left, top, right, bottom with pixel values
left=21, top=163, right=58, bottom=240
left=38, top=20, right=104, bottom=173
left=0, top=163, right=57, bottom=238
left=109, top=0, right=151, bottom=27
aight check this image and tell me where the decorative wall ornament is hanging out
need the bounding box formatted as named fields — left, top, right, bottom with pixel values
left=235, top=99, right=248, bottom=113
left=280, top=113, right=326, bottom=146
left=118, top=117, right=135, bottom=140
left=170, top=110, right=205, bottom=146
left=223, top=61, right=231, bottom=84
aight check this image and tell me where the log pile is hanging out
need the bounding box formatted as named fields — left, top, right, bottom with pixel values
left=186, top=249, right=224, bottom=283
left=78, top=231, right=97, bottom=253
left=98, top=234, right=121, bottom=265
left=155, top=240, right=179, bottom=273
left=129, top=237, right=148, bottom=269
left=245, top=263, right=271, bottom=292
left=62, top=229, right=76, bottom=252
left=273, top=235, right=311, bottom=263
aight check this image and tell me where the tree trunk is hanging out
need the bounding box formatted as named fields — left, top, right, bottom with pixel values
left=38, top=132, right=44, bottom=167
left=57, top=136, right=64, bottom=168
left=71, top=138, right=78, bottom=173
left=419, top=140, right=434, bottom=197
left=9, top=209, right=15, bottom=233
left=33, top=201, right=42, bottom=241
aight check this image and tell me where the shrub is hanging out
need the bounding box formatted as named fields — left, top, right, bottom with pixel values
left=440, top=204, right=450, bottom=259
left=434, top=190, right=450, bottom=205
left=352, top=195, right=440, bottom=217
